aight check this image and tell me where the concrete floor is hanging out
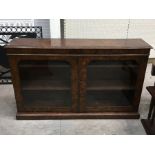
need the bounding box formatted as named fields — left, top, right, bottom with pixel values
left=0, top=64, right=154, bottom=135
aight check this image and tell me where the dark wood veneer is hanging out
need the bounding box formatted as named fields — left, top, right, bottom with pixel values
left=5, top=38, right=152, bottom=119
left=6, top=38, right=151, bottom=50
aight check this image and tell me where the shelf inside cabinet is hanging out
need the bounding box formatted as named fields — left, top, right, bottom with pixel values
left=22, top=80, right=70, bottom=91
left=88, top=64, right=137, bottom=68
left=86, top=90, right=134, bottom=106
left=19, top=64, right=70, bottom=68
left=87, top=80, right=135, bottom=91
left=22, top=90, right=71, bottom=107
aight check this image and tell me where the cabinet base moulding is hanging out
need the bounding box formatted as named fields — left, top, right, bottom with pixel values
left=16, top=112, right=140, bottom=120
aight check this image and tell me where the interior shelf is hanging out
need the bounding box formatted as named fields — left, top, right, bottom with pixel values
left=19, top=64, right=69, bottom=68
left=22, top=90, right=71, bottom=107
left=87, top=80, right=135, bottom=90
left=88, top=64, right=137, bottom=68
left=22, top=80, right=70, bottom=91
left=86, top=90, right=133, bottom=106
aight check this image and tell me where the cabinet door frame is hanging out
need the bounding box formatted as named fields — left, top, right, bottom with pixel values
left=79, top=54, right=148, bottom=112
left=8, top=54, right=78, bottom=113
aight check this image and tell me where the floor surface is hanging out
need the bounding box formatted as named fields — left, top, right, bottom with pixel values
left=0, top=64, right=154, bottom=135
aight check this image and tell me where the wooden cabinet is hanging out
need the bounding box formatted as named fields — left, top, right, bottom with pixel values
left=5, top=38, right=152, bottom=119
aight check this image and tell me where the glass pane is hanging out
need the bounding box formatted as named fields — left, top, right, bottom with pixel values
left=18, top=60, right=72, bottom=109
left=86, top=60, right=138, bottom=107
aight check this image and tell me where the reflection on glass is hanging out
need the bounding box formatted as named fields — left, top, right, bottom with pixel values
left=18, top=60, right=72, bottom=109
left=86, top=61, right=138, bottom=107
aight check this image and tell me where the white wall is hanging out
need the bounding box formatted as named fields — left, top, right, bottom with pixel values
left=65, top=19, right=129, bottom=39
left=0, top=19, right=34, bottom=26
left=128, top=19, right=155, bottom=58
left=50, top=19, right=61, bottom=38
left=64, top=19, right=155, bottom=58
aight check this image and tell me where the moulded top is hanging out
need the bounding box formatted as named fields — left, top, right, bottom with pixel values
left=5, top=38, right=152, bottom=50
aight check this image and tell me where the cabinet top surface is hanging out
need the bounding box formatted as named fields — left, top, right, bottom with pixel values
left=5, top=38, right=152, bottom=50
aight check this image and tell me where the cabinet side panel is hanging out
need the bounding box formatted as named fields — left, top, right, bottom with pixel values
left=8, top=55, right=23, bottom=111
left=132, top=54, right=149, bottom=110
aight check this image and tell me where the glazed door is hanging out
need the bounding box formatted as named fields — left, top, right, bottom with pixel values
left=79, top=55, right=148, bottom=112
left=10, top=55, right=78, bottom=112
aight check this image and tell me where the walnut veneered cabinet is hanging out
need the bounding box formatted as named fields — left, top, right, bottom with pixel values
left=5, top=38, right=152, bottom=119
